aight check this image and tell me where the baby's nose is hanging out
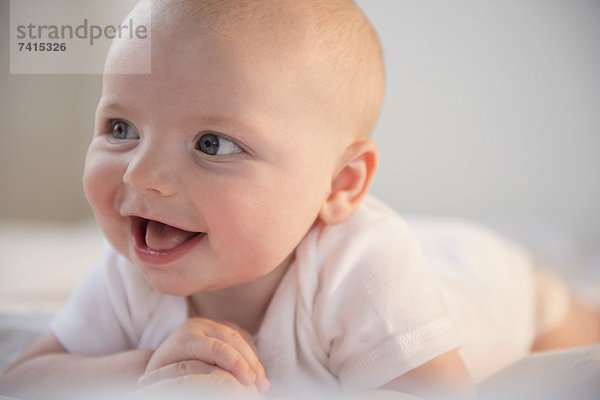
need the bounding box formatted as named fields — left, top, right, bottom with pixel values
left=123, top=143, right=178, bottom=196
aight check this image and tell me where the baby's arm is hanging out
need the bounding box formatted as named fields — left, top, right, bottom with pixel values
left=0, top=333, right=153, bottom=398
left=0, top=317, right=269, bottom=399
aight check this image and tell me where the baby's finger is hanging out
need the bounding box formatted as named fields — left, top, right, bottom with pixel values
left=203, top=322, right=270, bottom=392
left=138, top=359, right=214, bottom=388
left=188, top=334, right=259, bottom=387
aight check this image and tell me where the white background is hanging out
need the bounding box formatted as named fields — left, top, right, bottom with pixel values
left=356, top=0, right=600, bottom=243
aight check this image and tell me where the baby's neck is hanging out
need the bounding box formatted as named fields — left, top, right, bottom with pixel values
left=188, top=254, right=293, bottom=334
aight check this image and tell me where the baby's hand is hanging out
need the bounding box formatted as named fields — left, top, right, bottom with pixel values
left=141, top=317, right=269, bottom=393
left=137, top=359, right=264, bottom=399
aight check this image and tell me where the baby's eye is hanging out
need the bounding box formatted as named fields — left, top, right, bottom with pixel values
left=111, top=120, right=139, bottom=140
left=195, top=133, right=242, bottom=156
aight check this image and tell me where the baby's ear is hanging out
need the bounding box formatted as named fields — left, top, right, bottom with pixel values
left=319, top=139, right=378, bottom=225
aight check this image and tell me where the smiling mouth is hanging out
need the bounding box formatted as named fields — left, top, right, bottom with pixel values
left=131, top=217, right=205, bottom=264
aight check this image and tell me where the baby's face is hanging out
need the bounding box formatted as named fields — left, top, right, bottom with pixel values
left=83, top=16, right=345, bottom=296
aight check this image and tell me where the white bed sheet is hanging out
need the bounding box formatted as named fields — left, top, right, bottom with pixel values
left=0, top=220, right=101, bottom=313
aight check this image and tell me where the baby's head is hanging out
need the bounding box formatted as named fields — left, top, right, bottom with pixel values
left=84, top=0, right=384, bottom=296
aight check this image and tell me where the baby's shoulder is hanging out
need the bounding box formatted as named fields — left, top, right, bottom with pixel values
left=301, top=195, right=529, bottom=281
left=315, top=195, right=417, bottom=250
left=295, top=196, right=429, bottom=289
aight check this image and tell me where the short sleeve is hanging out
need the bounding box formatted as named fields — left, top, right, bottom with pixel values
left=309, top=199, right=461, bottom=391
left=49, top=241, right=175, bottom=355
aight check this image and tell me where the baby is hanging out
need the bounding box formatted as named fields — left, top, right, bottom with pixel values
left=1, top=0, right=599, bottom=399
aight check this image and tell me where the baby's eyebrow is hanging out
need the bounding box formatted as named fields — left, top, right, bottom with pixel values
left=197, top=115, right=266, bottom=143
left=96, top=101, right=128, bottom=114
left=96, top=102, right=265, bottom=148
left=96, top=97, right=268, bottom=140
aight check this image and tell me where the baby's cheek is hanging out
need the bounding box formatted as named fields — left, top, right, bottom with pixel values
left=234, top=216, right=300, bottom=274
left=83, top=159, right=114, bottom=212
left=82, top=151, right=127, bottom=243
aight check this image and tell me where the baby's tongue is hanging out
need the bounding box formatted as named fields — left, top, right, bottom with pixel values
left=145, top=220, right=197, bottom=252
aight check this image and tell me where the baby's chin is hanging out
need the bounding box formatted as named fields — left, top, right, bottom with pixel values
left=138, top=266, right=203, bottom=297
left=135, top=262, right=246, bottom=297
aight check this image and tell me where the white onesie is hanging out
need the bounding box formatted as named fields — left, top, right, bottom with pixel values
left=50, top=196, right=567, bottom=397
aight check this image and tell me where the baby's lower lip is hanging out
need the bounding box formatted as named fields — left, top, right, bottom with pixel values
left=130, top=217, right=205, bottom=265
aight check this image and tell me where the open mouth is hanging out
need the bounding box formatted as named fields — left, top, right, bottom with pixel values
left=130, top=217, right=205, bottom=264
